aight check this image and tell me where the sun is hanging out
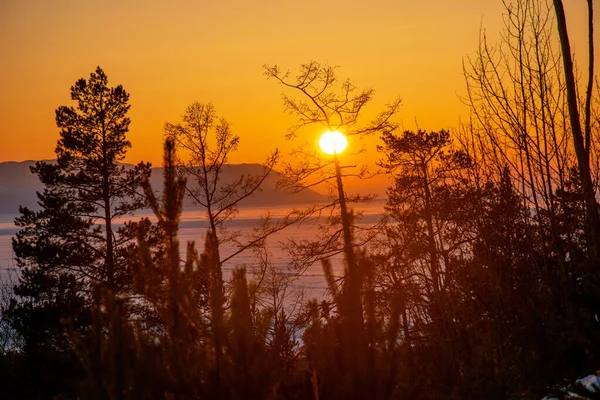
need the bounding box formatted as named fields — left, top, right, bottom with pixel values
left=319, top=130, right=348, bottom=155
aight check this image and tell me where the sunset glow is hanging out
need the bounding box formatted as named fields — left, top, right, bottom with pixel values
left=0, top=1, right=594, bottom=174
left=2, top=1, right=600, bottom=398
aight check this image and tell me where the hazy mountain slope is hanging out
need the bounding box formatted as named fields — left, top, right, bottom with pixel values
left=0, top=160, right=327, bottom=214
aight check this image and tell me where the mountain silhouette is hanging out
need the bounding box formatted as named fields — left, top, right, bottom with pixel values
left=0, top=160, right=328, bottom=214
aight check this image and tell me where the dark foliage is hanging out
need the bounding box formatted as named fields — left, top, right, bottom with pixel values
left=1, top=67, right=151, bottom=399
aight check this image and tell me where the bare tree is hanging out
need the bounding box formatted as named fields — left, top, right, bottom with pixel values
left=461, top=0, right=600, bottom=289
left=264, top=61, right=400, bottom=260
left=166, top=102, right=313, bottom=265
left=265, top=61, right=401, bottom=399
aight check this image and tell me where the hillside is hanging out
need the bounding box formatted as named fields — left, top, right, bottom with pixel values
left=0, top=160, right=327, bottom=214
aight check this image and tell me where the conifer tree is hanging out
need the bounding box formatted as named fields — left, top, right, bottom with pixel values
left=6, top=66, right=151, bottom=398
left=132, top=138, right=205, bottom=398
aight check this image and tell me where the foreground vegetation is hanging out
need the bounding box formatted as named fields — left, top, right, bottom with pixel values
left=1, top=1, right=600, bottom=398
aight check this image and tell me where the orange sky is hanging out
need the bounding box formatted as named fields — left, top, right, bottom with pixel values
left=0, top=0, right=596, bottom=176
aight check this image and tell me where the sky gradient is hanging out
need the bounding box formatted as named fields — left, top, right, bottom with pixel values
left=0, top=0, right=596, bottom=171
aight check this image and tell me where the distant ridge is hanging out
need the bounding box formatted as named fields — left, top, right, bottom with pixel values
left=0, top=160, right=328, bottom=214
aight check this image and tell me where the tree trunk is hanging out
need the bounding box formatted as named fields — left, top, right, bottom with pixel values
left=422, top=167, right=440, bottom=294
left=103, top=138, right=115, bottom=292
left=552, top=0, right=599, bottom=262
left=334, top=154, right=366, bottom=399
